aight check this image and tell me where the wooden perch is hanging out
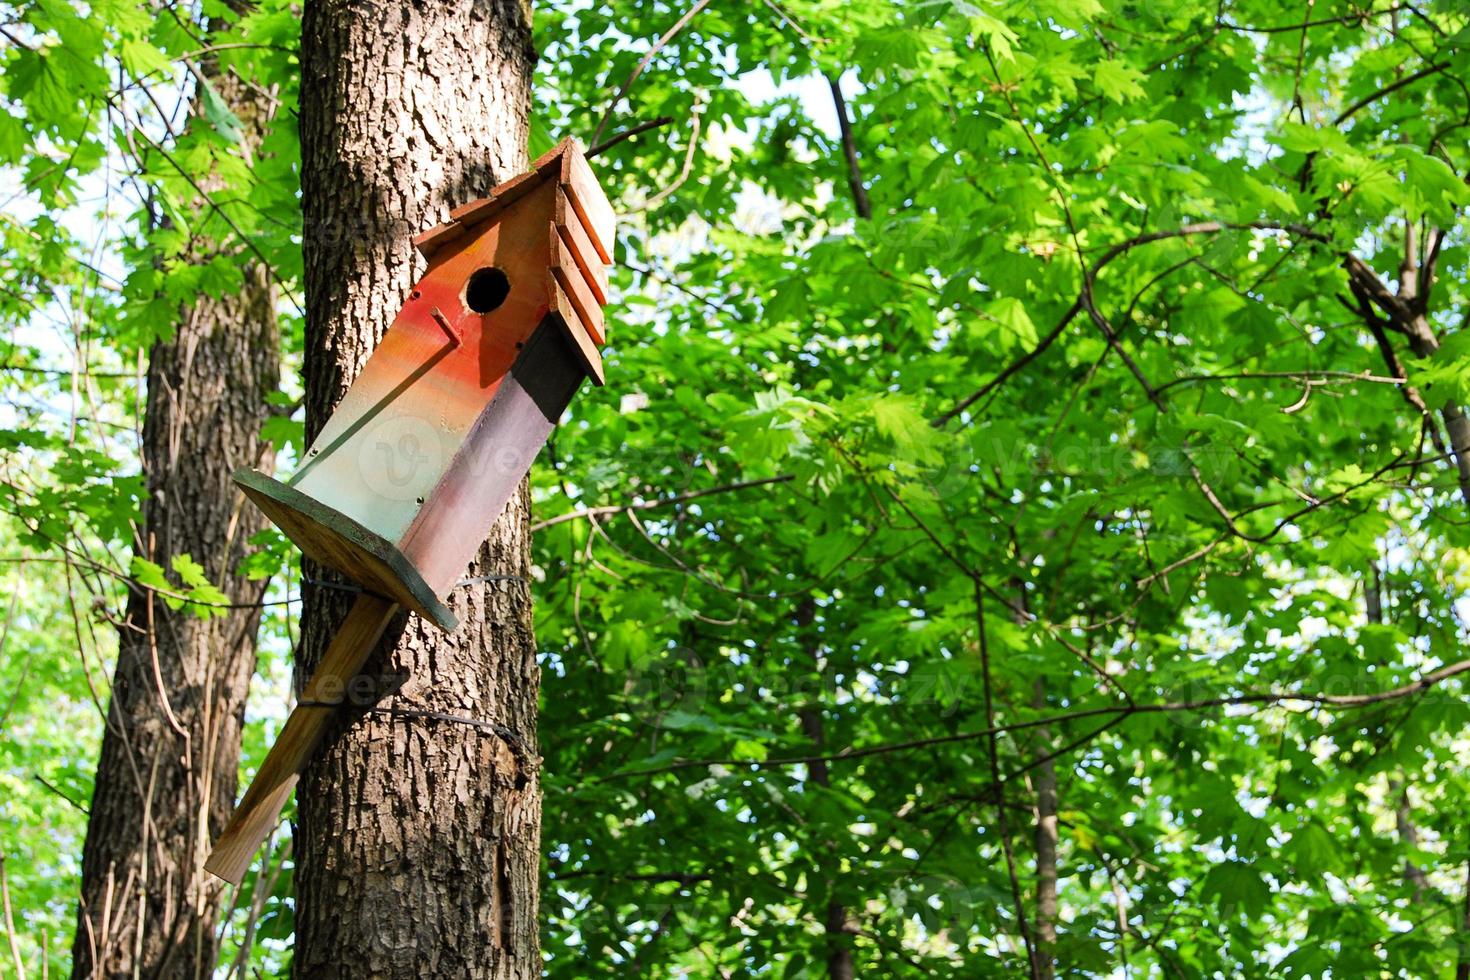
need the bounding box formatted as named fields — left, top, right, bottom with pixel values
left=204, top=593, right=399, bottom=884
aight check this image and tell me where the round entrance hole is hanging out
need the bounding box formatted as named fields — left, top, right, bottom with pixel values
left=464, top=267, right=510, bottom=314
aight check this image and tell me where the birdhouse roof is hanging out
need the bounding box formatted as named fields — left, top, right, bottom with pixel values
left=412, top=137, right=615, bottom=264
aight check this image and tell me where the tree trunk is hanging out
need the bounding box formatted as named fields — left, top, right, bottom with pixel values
left=1391, top=781, right=1430, bottom=901
left=798, top=706, right=854, bottom=980
left=70, top=54, right=282, bottom=980
left=1366, top=562, right=1432, bottom=901
left=1032, top=678, right=1058, bottom=980
left=1456, top=859, right=1470, bottom=980
left=292, top=0, right=539, bottom=976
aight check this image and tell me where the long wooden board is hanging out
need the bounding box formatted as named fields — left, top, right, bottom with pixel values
left=204, top=592, right=400, bottom=884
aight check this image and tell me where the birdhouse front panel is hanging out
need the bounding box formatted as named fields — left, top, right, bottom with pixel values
left=287, top=177, right=561, bottom=547
left=233, top=138, right=614, bottom=632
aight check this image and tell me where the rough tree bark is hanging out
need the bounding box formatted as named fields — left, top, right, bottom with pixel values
left=1393, top=227, right=1470, bottom=505
left=292, top=0, right=540, bottom=975
left=71, top=47, right=282, bottom=980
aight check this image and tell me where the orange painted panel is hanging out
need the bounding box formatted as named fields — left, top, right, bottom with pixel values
left=552, top=233, right=606, bottom=346
left=554, top=189, right=609, bottom=304
left=562, top=148, right=615, bottom=262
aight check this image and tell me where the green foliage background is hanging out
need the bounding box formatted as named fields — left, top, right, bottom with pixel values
left=2, top=0, right=1470, bottom=975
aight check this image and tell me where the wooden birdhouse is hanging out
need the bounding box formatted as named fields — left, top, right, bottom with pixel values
left=235, top=136, right=613, bottom=631
left=206, top=137, right=614, bottom=885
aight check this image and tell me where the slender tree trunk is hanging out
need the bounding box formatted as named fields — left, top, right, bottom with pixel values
left=1032, top=678, right=1058, bottom=980
left=1348, top=223, right=1470, bottom=506
left=1392, top=781, right=1430, bottom=900
left=798, top=706, right=854, bottom=980
left=1456, top=859, right=1470, bottom=980
left=1394, top=227, right=1470, bottom=508
left=292, top=0, right=539, bottom=975
left=71, top=52, right=282, bottom=979
left=1366, top=562, right=1432, bottom=900
left=826, top=74, right=871, bottom=223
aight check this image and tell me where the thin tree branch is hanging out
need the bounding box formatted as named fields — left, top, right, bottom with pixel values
left=34, top=774, right=89, bottom=814
left=976, top=578, right=1040, bottom=978
left=761, top=0, right=824, bottom=44
left=0, top=850, right=24, bottom=980
left=827, top=74, right=872, bottom=220
left=1135, top=538, right=1223, bottom=590
left=531, top=476, right=795, bottom=532
left=1220, top=6, right=1395, bottom=33
left=630, top=97, right=704, bottom=213
left=609, top=653, right=1470, bottom=778
left=587, top=115, right=675, bottom=158
left=1334, top=61, right=1448, bottom=125
left=0, top=24, right=33, bottom=50
left=936, top=220, right=1341, bottom=427
left=589, top=0, right=713, bottom=148
left=1153, top=369, right=1406, bottom=394
left=933, top=299, right=1081, bottom=427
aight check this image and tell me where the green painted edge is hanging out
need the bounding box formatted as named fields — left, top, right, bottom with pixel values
left=233, top=468, right=458, bottom=631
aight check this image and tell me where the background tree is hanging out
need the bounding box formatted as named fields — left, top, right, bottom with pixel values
left=290, top=0, right=541, bottom=973
left=532, top=0, right=1470, bottom=976
left=69, top=10, right=283, bottom=977
left=0, top=0, right=299, bottom=974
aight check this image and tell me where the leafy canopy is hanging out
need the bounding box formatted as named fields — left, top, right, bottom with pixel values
left=1, top=0, right=1470, bottom=975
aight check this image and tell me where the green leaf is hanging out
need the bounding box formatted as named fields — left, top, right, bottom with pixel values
left=170, top=553, right=209, bottom=589
left=970, top=11, right=1019, bottom=61
left=730, top=739, right=769, bottom=762
left=1289, top=822, right=1339, bottom=878
left=261, top=414, right=303, bottom=455
left=989, top=295, right=1038, bottom=347
left=1275, top=121, right=1329, bottom=153
left=1395, top=146, right=1470, bottom=220
left=529, top=115, right=556, bottom=158
left=197, top=76, right=245, bottom=144
left=1093, top=60, right=1146, bottom=103
left=1201, top=861, right=1271, bottom=914
left=872, top=394, right=929, bottom=447
left=129, top=556, right=171, bottom=593
left=120, top=39, right=174, bottom=80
